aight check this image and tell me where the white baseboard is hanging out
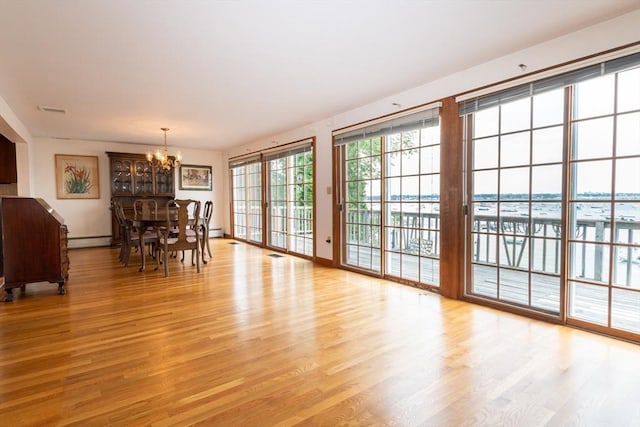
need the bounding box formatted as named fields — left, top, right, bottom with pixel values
left=68, top=236, right=112, bottom=249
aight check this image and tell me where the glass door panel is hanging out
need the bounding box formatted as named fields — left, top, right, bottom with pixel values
left=342, top=138, right=382, bottom=272
left=265, top=148, right=313, bottom=257
left=468, top=89, right=564, bottom=314
left=567, top=70, right=640, bottom=334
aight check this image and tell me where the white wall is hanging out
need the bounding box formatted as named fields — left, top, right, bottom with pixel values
left=30, top=137, right=224, bottom=247
left=223, top=8, right=640, bottom=261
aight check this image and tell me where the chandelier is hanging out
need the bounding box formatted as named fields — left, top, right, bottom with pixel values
left=146, top=127, right=182, bottom=170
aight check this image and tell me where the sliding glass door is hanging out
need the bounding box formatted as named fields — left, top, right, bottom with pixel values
left=468, top=89, right=564, bottom=313
left=567, top=67, right=640, bottom=333
left=335, top=106, right=441, bottom=287
left=464, top=51, right=640, bottom=338
left=265, top=144, right=314, bottom=257
left=230, top=158, right=262, bottom=244
left=229, top=140, right=314, bottom=257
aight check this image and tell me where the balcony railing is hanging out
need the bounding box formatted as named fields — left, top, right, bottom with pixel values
left=344, top=207, right=639, bottom=287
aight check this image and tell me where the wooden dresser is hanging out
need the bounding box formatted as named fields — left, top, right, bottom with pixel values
left=0, top=197, right=69, bottom=302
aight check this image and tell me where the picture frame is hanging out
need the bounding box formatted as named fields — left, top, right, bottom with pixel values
left=179, top=164, right=212, bottom=191
left=55, top=154, right=100, bottom=199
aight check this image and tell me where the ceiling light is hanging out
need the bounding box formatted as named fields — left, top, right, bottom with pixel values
left=146, top=127, right=182, bottom=170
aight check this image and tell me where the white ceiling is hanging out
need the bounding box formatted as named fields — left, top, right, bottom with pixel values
left=0, top=0, right=638, bottom=151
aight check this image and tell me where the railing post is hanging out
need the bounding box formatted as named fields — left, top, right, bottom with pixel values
left=594, top=221, right=604, bottom=282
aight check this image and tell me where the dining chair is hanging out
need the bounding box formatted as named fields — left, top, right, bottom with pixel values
left=156, top=199, right=201, bottom=277
left=201, top=201, right=213, bottom=264
left=133, top=198, right=158, bottom=255
left=133, top=198, right=158, bottom=217
left=113, top=200, right=157, bottom=268
left=113, top=200, right=138, bottom=267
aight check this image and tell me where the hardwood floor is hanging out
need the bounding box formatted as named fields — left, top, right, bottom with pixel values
left=1, top=239, right=639, bottom=426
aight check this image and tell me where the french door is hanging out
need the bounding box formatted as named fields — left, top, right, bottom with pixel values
left=265, top=145, right=314, bottom=257
left=230, top=158, right=262, bottom=244
left=335, top=105, right=441, bottom=287
left=229, top=140, right=314, bottom=257
left=464, top=52, right=640, bottom=339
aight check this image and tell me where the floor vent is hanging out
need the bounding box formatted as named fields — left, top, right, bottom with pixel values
left=268, top=253, right=284, bottom=258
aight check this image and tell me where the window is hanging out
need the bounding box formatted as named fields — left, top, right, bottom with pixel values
left=265, top=142, right=314, bottom=257
left=230, top=158, right=262, bottom=244
left=461, top=50, right=640, bottom=338
left=334, top=104, right=441, bottom=287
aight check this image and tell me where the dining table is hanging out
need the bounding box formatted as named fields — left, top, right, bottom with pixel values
left=126, top=211, right=200, bottom=272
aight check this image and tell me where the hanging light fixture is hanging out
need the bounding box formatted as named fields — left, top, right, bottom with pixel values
left=146, top=127, right=182, bottom=170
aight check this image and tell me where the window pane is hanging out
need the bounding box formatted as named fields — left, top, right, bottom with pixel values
left=474, top=137, right=498, bottom=170
left=420, top=145, right=440, bottom=174
left=573, top=74, right=615, bottom=120
left=616, top=112, right=640, bottom=157
left=385, top=177, right=400, bottom=201
left=569, top=242, right=610, bottom=284
left=533, top=88, right=564, bottom=128
left=500, top=131, right=530, bottom=167
left=572, top=160, right=612, bottom=199
left=613, top=245, right=640, bottom=289
left=569, top=281, right=609, bottom=325
left=531, top=238, right=561, bottom=274
left=386, top=153, right=401, bottom=177
left=532, top=164, right=562, bottom=197
left=532, top=126, right=563, bottom=165
left=499, top=269, right=529, bottom=305
left=531, top=273, right=560, bottom=312
left=568, top=202, right=611, bottom=242
left=474, top=170, right=498, bottom=199
left=402, top=175, right=419, bottom=195
left=420, top=175, right=440, bottom=198
left=402, top=149, right=419, bottom=176
left=571, top=117, right=613, bottom=160
left=614, top=157, right=640, bottom=199
left=614, top=203, right=640, bottom=243
left=474, top=106, right=499, bottom=138
left=500, top=167, right=529, bottom=199
left=612, top=288, right=640, bottom=333
left=501, top=98, right=531, bottom=133
left=617, top=67, right=640, bottom=113
left=473, top=264, right=497, bottom=298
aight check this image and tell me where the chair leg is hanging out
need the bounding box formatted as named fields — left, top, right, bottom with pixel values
left=123, top=241, right=132, bottom=267
left=164, top=244, right=169, bottom=277
left=205, top=230, right=212, bottom=258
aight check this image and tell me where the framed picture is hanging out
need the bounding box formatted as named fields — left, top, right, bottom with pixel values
left=55, top=154, right=100, bottom=199
left=179, top=164, right=212, bottom=191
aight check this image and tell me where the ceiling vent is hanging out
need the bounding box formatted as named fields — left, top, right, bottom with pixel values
left=38, top=105, right=67, bottom=114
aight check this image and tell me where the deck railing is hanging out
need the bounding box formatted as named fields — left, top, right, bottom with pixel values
left=345, top=208, right=639, bottom=286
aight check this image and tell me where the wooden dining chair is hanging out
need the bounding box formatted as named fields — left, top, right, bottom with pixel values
left=113, top=200, right=157, bottom=268
left=155, top=199, right=201, bottom=277
left=113, top=200, right=138, bottom=267
left=133, top=198, right=158, bottom=217
left=133, top=198, right=158, bottom=255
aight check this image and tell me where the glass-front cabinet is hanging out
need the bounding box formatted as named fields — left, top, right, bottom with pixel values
left=111, top=158, right=134, bottom=195
left=133, top=160, right=154, bottom=195
left=155, top=165, right=175, bottom=196
left=107, top=152, right=176, bottom=245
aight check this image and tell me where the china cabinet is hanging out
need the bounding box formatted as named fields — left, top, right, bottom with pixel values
left=107, top=152, right=176, bottom=245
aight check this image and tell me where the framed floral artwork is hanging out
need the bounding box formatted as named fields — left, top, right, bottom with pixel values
left=55, top=154, right=100, bottom=199
left=179, top=164, right=212, bottom=191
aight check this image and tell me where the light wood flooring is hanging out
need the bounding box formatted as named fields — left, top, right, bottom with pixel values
left=1, top=239, right=639, bottom=426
